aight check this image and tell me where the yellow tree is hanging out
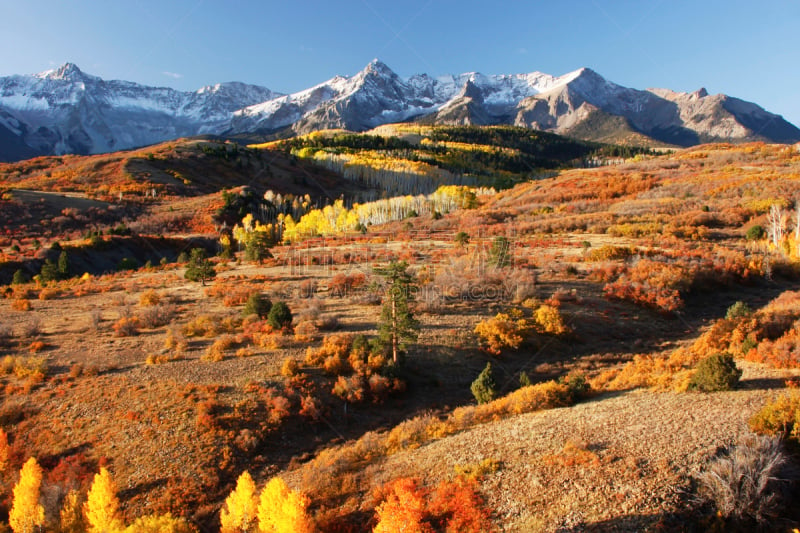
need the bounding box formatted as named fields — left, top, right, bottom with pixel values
left=9, top=457, right=45, bottom=533
left=257, top=477, right=313, bottom=533
left=84, top=467, right=123, bottom=533
left=60, top=489, right=84, bottom=533
left=220, top=471, right=257, bottom=533
left=123, top=513, right=196, bottom=532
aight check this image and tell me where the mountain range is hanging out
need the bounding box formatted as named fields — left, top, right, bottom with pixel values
left=1, top=60, right=798, bottom=162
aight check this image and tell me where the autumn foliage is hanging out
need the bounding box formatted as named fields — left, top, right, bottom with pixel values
left=84, top=467, right=124, bottom=533
left=9, top=458, right=45, bottom=533
left=257, top=477, right=314, bottom=533
left=373, top=477, right=494, bottom=533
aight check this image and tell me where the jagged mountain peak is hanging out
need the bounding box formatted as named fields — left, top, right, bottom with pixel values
left=356, top=58, right=399, bottom=81
left=36, top=62, right=90, bottom=81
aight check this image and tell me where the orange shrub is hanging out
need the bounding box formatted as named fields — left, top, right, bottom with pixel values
left=112, top=316, right=139, bottom=337
left=373, top=477, right=494, bottom=533
left=37, top=288, right=60, bottom=300
left=203, top=334, right=236, bottom=362
left=11, top=298, right=31, bottom=311
left=305, top=333, right=353, bottom=367
left=27, top=341, right=46, bottom=353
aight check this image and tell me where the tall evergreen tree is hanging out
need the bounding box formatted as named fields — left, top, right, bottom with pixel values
left=57, top=250, right=70, bottom=278
left=375, top=261, right=419, bottom=365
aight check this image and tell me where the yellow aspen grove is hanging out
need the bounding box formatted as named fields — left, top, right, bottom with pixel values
left=220, top=471, right=257, bottom=533
left=257, top=477, right=313, bottom=533
left=84, top=467, right=124, bottom=533
left=9, top=457, right=45, bottom=533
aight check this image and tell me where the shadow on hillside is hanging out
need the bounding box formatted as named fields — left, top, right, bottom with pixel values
left=578, top=511, right=800, bottom=533
left=572, top=512, right=701, bottom=533
left=738, top=377, right=793, bottom=392
left=38, top=442, right=94, bottom=470
left=118, top=477, right=168, bottom=502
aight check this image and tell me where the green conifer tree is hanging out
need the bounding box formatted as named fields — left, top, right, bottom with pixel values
left=374, top=261, right=419, bottom=364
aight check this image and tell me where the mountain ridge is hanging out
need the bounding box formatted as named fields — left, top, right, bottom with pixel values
left=1, top=60, right=798, bottom=161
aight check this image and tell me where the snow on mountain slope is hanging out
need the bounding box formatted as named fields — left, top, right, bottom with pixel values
left=1, top=60, right=798, bottom=162
left=229, top=60, right=579, bottom=134
left=0, top=63, right=278, bottom=159
left=513, top=67, right=800, bottom=146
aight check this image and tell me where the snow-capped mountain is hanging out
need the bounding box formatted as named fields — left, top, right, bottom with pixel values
left=0, top=63, right=279, bottom=160
left=231, top=60, right=577, bottom=134
left=1, top=61, right=798, bottom=162
left=512, top=67, right=800, bottom=146
left=227, top=60, right=800, bottom=145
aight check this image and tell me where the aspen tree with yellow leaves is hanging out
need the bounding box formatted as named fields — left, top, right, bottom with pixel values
left=257, top=477, right=314, bottom=533
left=9, top=457, right=45, bottom=533
left=220, top=471, right=257, bottom=533
left=60, top=489, right=84, bottom=533
left=84, top=467, right=124, bottom=533
left=123, top=513, right=196, bottom=532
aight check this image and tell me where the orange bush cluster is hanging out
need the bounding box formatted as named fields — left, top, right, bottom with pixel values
left=373, top=476, right=494, bottom=533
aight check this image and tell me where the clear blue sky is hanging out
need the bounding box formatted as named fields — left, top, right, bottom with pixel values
left=2, top=0, right=798, bottom=126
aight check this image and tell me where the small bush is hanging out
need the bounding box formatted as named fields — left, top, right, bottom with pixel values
left=0, top=323, right=12, bottom=348
left=12, top=270, right=29, bottom=285
left=534, top=304, right=569, bottom=335
left=242, top=292, right=271, bottom=319
left=726, top=301, right=752, bottom=321
left=11, top=299, right=31, bottom=312
left=561, top=372, right=589, bottom=402
left=281, top=358, right=300, bottom=377
left=137, top=304, right=176, bottom=329
left=453, top=457, right=501, bottom=481
left=267, top=301, right=293, bottom=330
left=749, top=391, right=800, bottom=441
left=20, top=315, right=42, bottom=338
left=746, top=224, right=766, bottom=241
left=474, top=313, right=527, bottom=355
left=112, top=317, right=140, bottom=337
left=696, top=434, right=789, bottom=525
left=117, top=257, right=138, bottom=271
left=471, top=363, right=497, bottom=404
left=586, top=245, right=633, bottom=262
left=139, top=290, right=162, bottom=307
left=203, top=334, right=236, bottom=362
left=688, top=353, right=741, bottom=392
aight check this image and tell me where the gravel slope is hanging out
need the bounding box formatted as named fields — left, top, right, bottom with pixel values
left=366, top=362, right=798, bottom=531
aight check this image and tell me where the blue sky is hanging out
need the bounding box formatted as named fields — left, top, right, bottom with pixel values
left=2, top=0, right=798, bottom=125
